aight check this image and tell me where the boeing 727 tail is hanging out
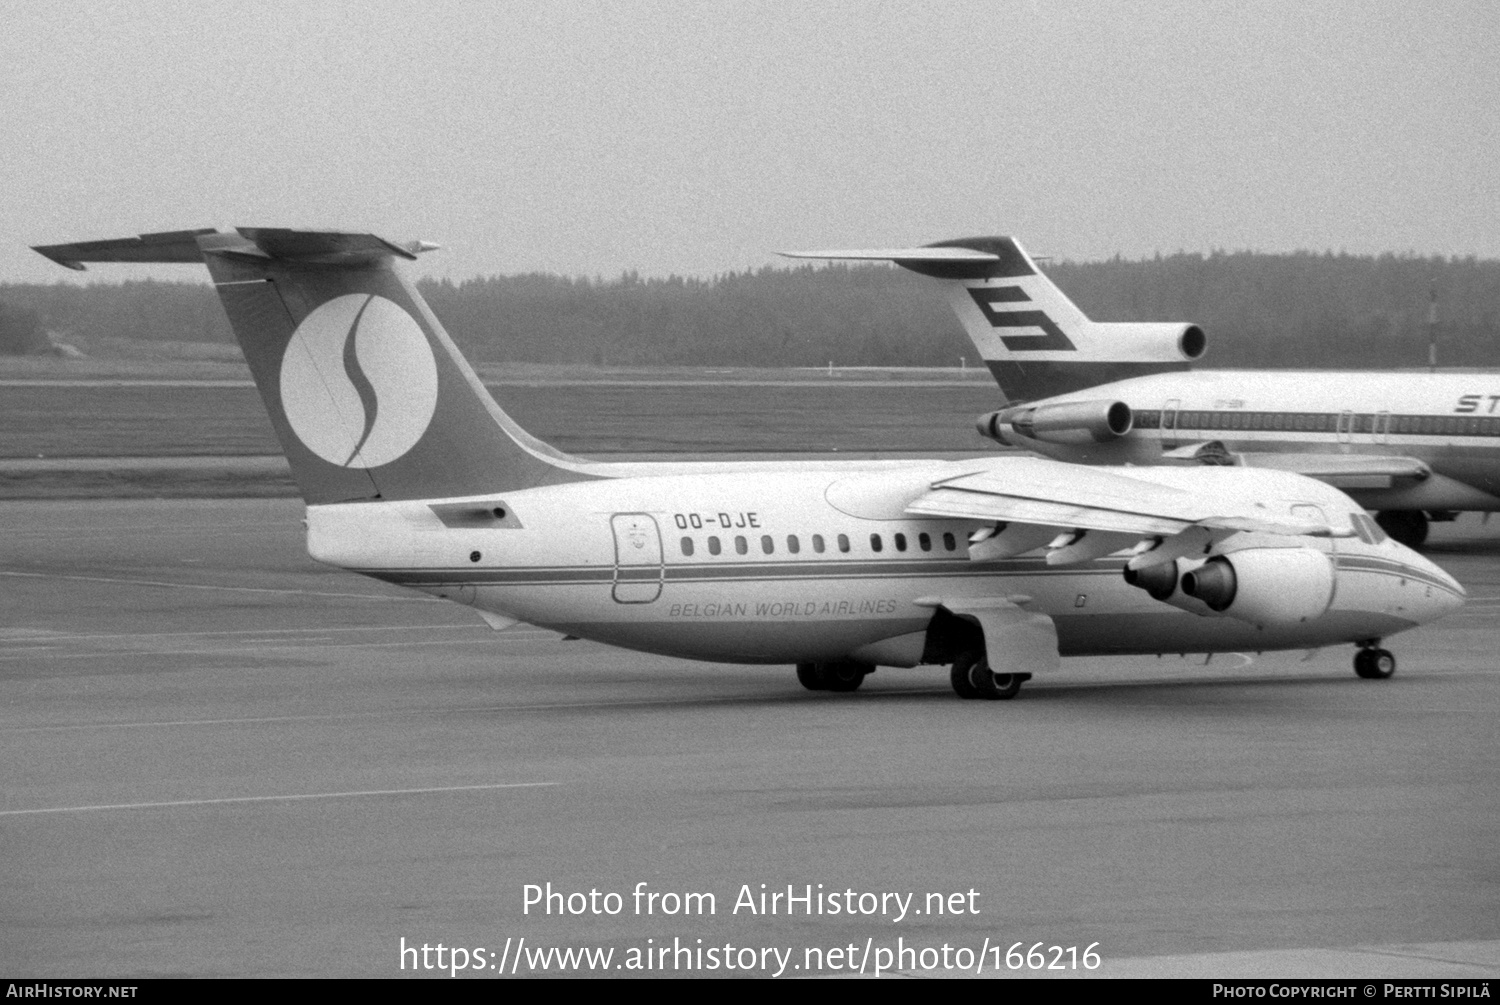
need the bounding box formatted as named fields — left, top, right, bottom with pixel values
left=782, top=237, right=1206, bottom=403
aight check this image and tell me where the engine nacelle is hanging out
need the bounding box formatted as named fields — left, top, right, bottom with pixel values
left=1122, top=556, right=1220, bottom=618
left=978, top=399, right=1133, bottom=446
left=1123, top=559, right=1179, bottom=601
left=1088, top=322, right=1207, bottom=363
left=1180, top=548, right=1335, bottom=627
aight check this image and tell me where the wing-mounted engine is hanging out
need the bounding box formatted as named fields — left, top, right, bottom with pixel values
left=1121, top=524, right=1337, bottom=627
left=978, top=399, right=1133, bottom=446
left=1179, top=548, right=1336, bottom=627
left=1122, top=555, right=1220, bottom=618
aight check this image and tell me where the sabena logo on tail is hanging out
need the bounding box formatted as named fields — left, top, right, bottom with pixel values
left=280, top=293, right=439, bottom=468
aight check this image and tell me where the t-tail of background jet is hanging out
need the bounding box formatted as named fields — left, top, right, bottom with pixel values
left=33, top=228, right=595, bottom=505
left=783, top=237, right=1206, bottom=404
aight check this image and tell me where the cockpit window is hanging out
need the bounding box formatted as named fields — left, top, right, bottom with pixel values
left=1361, top=513, right=1387, bottom=544
left=1348, top=513, right=1374, bottom=545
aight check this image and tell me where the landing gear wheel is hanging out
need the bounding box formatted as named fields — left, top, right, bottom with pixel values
left=954, top=652, right=1030, bottom=701
left=950, top=652, right=983, bottom=699
left=1375, top=510, right=1428, bottom=549
left=796, top=663, right=827, bottom=691
left=970, top=658, right=1028, bottom=700
left=822, top=661, right=869, bottom=693
left=1354, top=648, right=1396, bottom=679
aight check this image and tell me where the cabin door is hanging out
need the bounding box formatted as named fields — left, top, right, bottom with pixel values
left=1161, top=399, right=1181, bottom=449
left=610, top=513, right=663, bottom=603
left=1291, top=502, right=1337, bottom=563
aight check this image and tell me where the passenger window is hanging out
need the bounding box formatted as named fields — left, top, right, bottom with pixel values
left=761, top=535, right=774, bottom=555
left=708, top=536, right=721, bottom=556
left=894, top=532, right=907, bottom=552
left=837, top=534, right=850, bottom=553
left=943, top=532, right=956, bottom=551
left=787, top=534, right=800, bottom=554
left=812, top=534, right=825, bottom=553
left=918, top=532, right=931, bottom=551
left=735, top=536, right=748, bottom=555
left=870, top=534, right=883, bottom=553
left=680, top=536, right=695, bottom=556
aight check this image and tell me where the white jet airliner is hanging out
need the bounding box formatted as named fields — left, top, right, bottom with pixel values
left=33, top=228, right=1463, bottom=698
left=787, top=238, right=1500, bottom=548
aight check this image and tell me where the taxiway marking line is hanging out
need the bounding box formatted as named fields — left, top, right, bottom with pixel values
left=0, top=690, right=950, bottom=733
left=0, top=635, right=553, bottom=662
left=0, top=781, right=558, bottom=817
left=0, top=569, right=433, bottom=602
left=0, top=623, right=488, bottom=643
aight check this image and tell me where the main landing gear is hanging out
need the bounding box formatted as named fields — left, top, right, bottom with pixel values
left=949, top=651, right=1030, bottom=700
left=796, top=661, right=870, bottom=692
left=1354, top=644, right=1397, bottom=680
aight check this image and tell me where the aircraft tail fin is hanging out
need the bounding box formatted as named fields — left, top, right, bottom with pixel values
left=782, top=236, right=1206, bottom=403
left=34, top=228, right=593, bottom=504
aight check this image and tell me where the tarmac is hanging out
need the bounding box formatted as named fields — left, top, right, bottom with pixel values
left=2, top=498, right=1497, bottom=978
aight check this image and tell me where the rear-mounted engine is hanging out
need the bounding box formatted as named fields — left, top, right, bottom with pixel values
left=978, top=399, right=1133, bottom=446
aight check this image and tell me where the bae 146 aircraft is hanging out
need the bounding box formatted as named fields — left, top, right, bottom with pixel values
left=33, top=228, right=1463, bottom=699
left=787, top=238, right=1500, bottom=548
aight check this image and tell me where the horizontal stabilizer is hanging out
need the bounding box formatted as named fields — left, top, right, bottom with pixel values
left=31, top=229, right=219, bottom=270
left=781, top=236, right=1037, bottom=280
left=780, top=247, right=1000, bottom=263
left=33, top=228, right=437, bottom=271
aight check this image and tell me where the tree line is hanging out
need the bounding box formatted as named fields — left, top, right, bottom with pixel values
left=2, top=251, right=1496, bottom=368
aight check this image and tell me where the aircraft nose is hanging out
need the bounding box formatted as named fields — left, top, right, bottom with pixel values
left=1403, top=548, right=1466, bottom=618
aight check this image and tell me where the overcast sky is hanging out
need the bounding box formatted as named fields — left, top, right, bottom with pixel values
left=3, top=0, right=1495, bottom=284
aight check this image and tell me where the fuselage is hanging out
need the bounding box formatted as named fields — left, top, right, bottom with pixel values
left=1017, top=370, right=1500, bottom=511
left=306, top=457, right=1463, bottom=669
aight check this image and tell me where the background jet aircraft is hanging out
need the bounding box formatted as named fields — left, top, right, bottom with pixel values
left=34, top=228, right=1463, bottom=697
left=786, top=238, right=1500, bottom=548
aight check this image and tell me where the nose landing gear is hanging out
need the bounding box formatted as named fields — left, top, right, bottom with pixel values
left=950, top=651, right=1031, bottom=700
left=1354, top=644, right=1396, bottom=679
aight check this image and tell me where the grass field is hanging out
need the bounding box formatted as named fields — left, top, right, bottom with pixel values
left=1, top=366, right=1006, bottom=497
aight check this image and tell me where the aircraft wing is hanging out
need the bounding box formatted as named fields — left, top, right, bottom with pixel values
left=1233, top=452, right=1431, bottom=487
left=905, top=456, right=1338, bottom=565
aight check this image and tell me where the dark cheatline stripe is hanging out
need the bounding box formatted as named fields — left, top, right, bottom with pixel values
left=364, top=556, right=1130, bottom=590
left=1334, top=554, right=1461, bottom=595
